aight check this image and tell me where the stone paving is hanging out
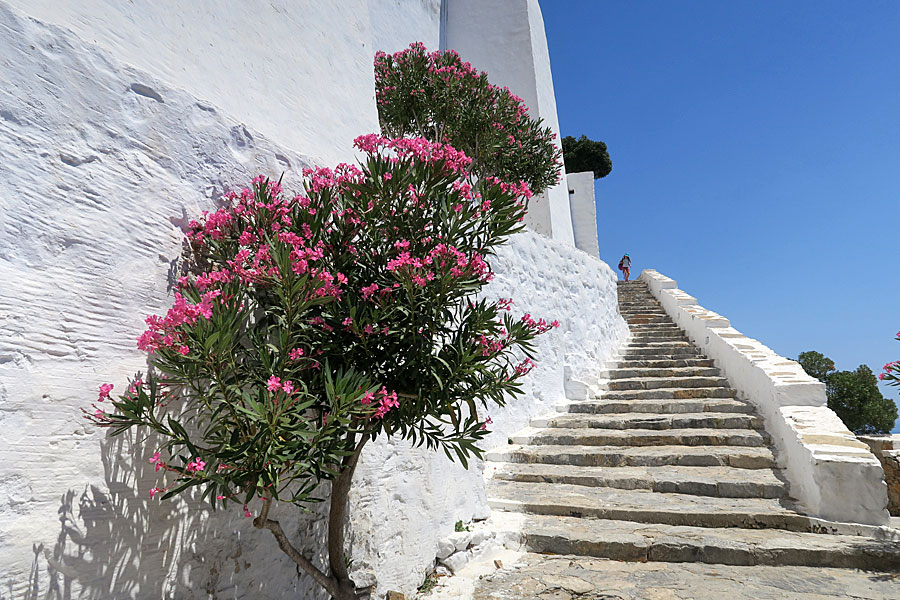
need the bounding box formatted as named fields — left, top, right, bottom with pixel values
left=470, top=554, right=900, bottom=600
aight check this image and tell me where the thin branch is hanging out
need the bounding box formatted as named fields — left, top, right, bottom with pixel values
left=254, top=498, right=339, bottom=597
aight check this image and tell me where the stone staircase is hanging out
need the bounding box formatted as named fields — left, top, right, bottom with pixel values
left=484, top=280, right=900, bottom=570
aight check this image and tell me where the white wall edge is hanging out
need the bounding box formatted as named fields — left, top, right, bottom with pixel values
left=639, top=269, right=890, bottom=526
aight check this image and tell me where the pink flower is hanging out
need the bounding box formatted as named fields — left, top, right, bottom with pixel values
left=98, top=383, right=114, bottom=401
left=243, top=505, right=252, bottom=518
left=267, top=376, right=282, bottom=392
left=480, top=416, right=493, bottom=431
left=149, top=452, right=164, bottom=472
left=176, top=345, right=190, bottom=355
left=149, top=487, right=162, bottom=499
left=361, top=391, right=375, bottom=405
left=282, top=380, right=294, bottom=395
left=186, top=457, right=206, bottom=473
left=289, top=348, right=304, bottom=360
left=216, top=495, right=227, bottom=500
left=383, top=172, right=393, bottom=180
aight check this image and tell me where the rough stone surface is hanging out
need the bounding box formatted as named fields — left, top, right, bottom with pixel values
left=470, top=554, right=900, bottom=600
left=858, top=435, right=900, bottom=516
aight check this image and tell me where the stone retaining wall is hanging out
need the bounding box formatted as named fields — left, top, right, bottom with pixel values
left=858, top=435, right=900, bottom=516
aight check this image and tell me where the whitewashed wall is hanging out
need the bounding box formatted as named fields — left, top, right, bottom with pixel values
left=566, top=171, right=599, bottom=257
left=444, top=0, right=574, bottom=246
left=0, top=1, right=625, bottom=598
left=4, top=0, right=442, bottom=168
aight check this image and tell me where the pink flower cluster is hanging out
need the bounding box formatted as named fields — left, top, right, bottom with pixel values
left=879, top=361, right=900, bottom=380
left=520, top=314, right=560, bottom=334
left=477, top=334, right=504, bottom=356
left=353, top=134, right=472, bottom=174
left=361, top=386, right=400, bottom=419
left=385, top=243, right=492, bottom=286
left=137, top=291, right=220, bottom=353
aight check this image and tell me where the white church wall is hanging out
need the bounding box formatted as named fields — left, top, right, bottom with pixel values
left=566, top=171, right=600, bottom=257
left=0, top=1, right=627, bottom=598
left=640, top=269, right=890, bottom=526
left=444, top=0, right=575, bottom=246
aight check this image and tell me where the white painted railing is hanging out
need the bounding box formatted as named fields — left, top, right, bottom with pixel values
left=639, top=269, right=890, bottom=526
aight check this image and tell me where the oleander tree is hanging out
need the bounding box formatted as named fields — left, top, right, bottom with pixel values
left=89, top=132, right=560, bottom=598
left=375, top=42, right=563, bottom=195
left=878, top=331, right=900, bottom=430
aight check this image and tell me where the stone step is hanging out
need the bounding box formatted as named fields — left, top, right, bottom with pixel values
left=627, top=316, right=674, bottom=324
left=627, top=336, right=690, bottom=344
left=487, top=480, right=810, bottom=531
left=562, top=398, right=754, bottom=415
left=487, top=463, right=787, bottom=499
left=629, top=330, right=688, bottom=338
left=531, top=412, right=763, bottom=431
left=608, top=376, right=731, bottom=391
left=510, top=427, right=768, bottom=447
left=485, top=444, right=776, bottom=469
left=597, top=387, right=737, bottom=400
left=615, top=358, right=716, bottom=369
left=623, top=347, right=705, bottom=357
left=608, top=367, right=721, bottom=379
left=626, top=340, right=692, bottom=348
left=620, top=309, right=667, bottom=316
left=511, top=514, right=900, bottom=570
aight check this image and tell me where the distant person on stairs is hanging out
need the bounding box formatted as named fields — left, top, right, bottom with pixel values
left=618, top=253, right=631, bottom=281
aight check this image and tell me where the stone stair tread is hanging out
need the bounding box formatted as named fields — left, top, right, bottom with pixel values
left=597, top=387, right=737, bottom=400
left=608, top=376, right=730, bottom=390
left=532, top=412, right=762, bottom=430
left=485, top=444, right=776, bottom=468
left=510, top=514, right=900, bottom=569
left=485, top=462, right=787, bottom=498
left=607, top=367, right=721, bottom=378
left=564, top=398, right=754, bottom=414
left=511, top=427, right=768, bottom=447
left=487, top=480, right=809, bottom=530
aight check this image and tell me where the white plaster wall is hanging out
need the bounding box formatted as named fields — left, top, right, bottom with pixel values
left=566, top=171, right=599, bottom=257
left=5, top=0, right=441, bottom=168
left=639, top=270, right=890, bottom=526
left=0, top=3, right=627, bottom=598
left=444, top=0, right=574, bottom=246
left=351, top=232, right=627, bottom=596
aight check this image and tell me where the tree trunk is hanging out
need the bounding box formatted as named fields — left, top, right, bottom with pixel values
left=328, top=433, right=371, bottom=598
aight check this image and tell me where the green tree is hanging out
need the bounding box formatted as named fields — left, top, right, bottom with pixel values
left=797, top=350, right=835, bottom=382
left=797, top=350, right=897, bottom=435
left=561, top=135, right=612, bottom=179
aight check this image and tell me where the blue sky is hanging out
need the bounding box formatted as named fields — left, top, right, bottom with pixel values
left=542, top=1, right=900, bottom=431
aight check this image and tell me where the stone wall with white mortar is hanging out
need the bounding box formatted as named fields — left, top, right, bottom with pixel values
left=566, top=171, right=599, bottom=257
left=639, top=269, right=890, bottom=526
left=444, top=0, right=574, bottom=246
left=0, top=2, right=625, bottom=598
left=857, top=435, right=900, bottom=516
